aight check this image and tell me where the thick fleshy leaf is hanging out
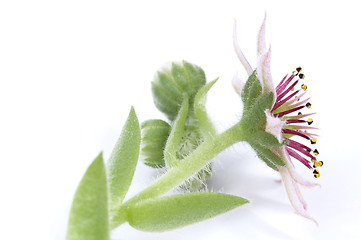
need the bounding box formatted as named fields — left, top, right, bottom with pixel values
left=141, top=119, right=171, bottom=168
left=67, top=153, right=109, bottom=240
left=107, top=107, right=141, bottom=213
left=164, top=97, right=189, bottom=168
left=127, top=192, right=249, bottom=232
left=193, top=78, right=218, bottom=138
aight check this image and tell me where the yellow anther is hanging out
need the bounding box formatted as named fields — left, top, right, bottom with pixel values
left=296, top=67, right=302, bottom=73
left=306, top=102, right=311, bottom=108
left=291, top=87, right=294, bottom=91
left=311, top=159, right=316, bottom=163
left=307, top=118, right=313, bottom=125
left=313, top=149, right=319, bottom=156
left=299, top=73, right=305, bottom=79
left=313, top=169, right=320, bottom=178
left=313, top=161, right=324, bottom=168
left=311, top=138, right=317, bottom=144
left=301, top=84, right=307, bottom=91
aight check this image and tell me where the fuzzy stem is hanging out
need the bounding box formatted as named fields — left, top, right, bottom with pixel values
left=111, top=122, right=245, bottom=229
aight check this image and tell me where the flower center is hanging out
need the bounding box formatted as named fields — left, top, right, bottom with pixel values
left=271, top=67, right=322, bottom=178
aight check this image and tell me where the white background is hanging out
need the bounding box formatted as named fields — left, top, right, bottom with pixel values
left=1, top=0, right=360, bottom=239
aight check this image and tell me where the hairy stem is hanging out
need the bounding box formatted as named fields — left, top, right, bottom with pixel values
left=111, top=122, right=245, bottom=229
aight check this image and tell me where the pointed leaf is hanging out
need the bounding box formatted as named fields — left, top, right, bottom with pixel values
left=107, top=107, right=141, bottom=213
left=243, top=92, right=273, bottom=129
left=194, top=78, right=217, bottom=138
left=67, top=153, right=109, bottom=240
left=241, top=70, right=261, bottom=107
left=127, top=192, right=249, bottom=232
left=164, top=96, right=188, bottom=168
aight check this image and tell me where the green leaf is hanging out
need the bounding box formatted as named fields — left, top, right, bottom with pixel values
left=243, top=92, right=274, bottom=129
left=164, top=96, right=189, bottom=168
left=193, top=78, right=218, bottom=138
left=141, top=119, right=171, bottom=168
left=107, top=107, right=141, bottom=213
left=241, top=71, right=262, bottom=108
left=127, top=192, right=249, bottom=232
left=67, top=153, right=109, bottom=240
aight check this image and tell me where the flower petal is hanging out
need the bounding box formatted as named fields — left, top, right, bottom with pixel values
left=233, top=19, right=253, bottom=76
left=278, top=166, right=318, bottom=225
left=265, top=109, right=285, bottom=142
left=282, top=147, right=321, bottom=188
left=257, top=13, right=267, bottom=56
left=257, top=47, right=276, bottom=100
left=232, top=72, right=244, bottom=95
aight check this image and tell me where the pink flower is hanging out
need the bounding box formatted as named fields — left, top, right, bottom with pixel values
left=233, top=14, right=322, bottom=224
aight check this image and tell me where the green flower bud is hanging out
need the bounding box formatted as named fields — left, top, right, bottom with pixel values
left=152, top=61, right=206, bottom=121
left=141, top=119, right=171, bottom=168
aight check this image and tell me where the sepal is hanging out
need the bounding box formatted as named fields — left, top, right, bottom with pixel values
left=249, top=142, right=285, bottom=170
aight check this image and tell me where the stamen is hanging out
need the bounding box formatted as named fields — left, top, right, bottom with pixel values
left=301, top=84, right=307, bottom=91
left=277, top=79, right=299, bottom=101
left=313, top=161, right=323, bottom=168
left=307, top=118, right=313, bottom=125
left=272, top=90, right=300, bottom=111
left=282, top=129, right=310, bottom=140
left=283, top=112, right=315, bottom=120
left=287, top=139, right=313, bottom=158
left=313, top=149, right=319, bottom=156
left=276, top=74, right=296, bottom=95
left=306, top=102, right=311, bottom=108
left=310, top=138, right=317, bottom=144
left=296, top=67, right=302, bottom=73
left=313, top=169, right=320, bottom=178
left=286, top=147, right=312, bottom=169
left=276, top=105, right=305, bottom=118
left=286, top=119, right=306, bottom=124
left=299, top=73, right=305, bottom=79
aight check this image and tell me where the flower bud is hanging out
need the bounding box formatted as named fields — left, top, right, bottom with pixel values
left=141, top=119, right=171, bottom=168
left=152, top=61, right=206, bottom=121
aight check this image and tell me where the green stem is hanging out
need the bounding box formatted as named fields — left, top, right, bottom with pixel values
left=111, top=122, right=245, bottom=229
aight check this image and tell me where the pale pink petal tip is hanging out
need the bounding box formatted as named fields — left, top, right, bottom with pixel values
left=233, top=19, right=253, bottom=76
left=232, top=72, right=244, bottom=95
left=257, top=13, right=267, bottom=56
left=279, top=166, right=318, bottom=226
left=257, top=47, right=276, bottom=101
